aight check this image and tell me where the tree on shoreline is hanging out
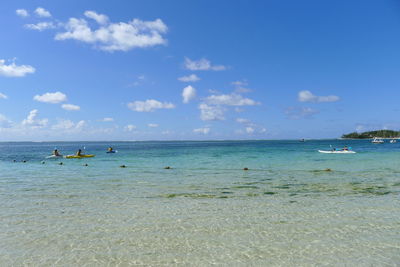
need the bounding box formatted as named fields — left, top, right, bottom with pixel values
left=342, top=130, right=400, bottom=139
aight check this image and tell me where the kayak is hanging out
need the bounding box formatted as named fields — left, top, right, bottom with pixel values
left=46, top=155, right=63, bottom=159
left=318, top=150, right=356, bottom=154
left=65, top=154, right=95, bottom=159
left=106, top=151, right=116, bottom=153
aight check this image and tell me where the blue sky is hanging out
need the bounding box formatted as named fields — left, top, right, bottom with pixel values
left=1, top=0, right=400, bottom=141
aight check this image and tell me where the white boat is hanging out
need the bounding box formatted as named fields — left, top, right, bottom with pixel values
left=371, top=137, right=384, bottom=144
left=390, top=139, right=397, bottom=143
left=318, top=150, right=356, bottom=154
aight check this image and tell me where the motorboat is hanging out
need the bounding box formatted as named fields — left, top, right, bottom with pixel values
left=371, top=137, right=384, bottom=144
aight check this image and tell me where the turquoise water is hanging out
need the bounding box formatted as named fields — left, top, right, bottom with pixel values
left=1, top=140, right=400, bottom=265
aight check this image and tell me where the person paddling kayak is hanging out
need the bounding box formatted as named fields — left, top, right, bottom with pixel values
left=53, top=149, right=62, bottom=156
left=76, top=149, right=83, bottom=156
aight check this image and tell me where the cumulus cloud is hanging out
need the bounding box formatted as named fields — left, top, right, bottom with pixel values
left=205, top=93, right=259, bottom=106
left=182, top=85, right=196, bottom=103
left=52, top=119, right=85, bottom=130
left=178, top=74, right=200, bottom=82
left=236, top=118, right=250, bottom=124
left=285, top=107, right=319, bottom=119
left=148, top=123, right=159, bottom=128
left=232, top=80, right=251, bottom=93
left=0, top=93, right=7, bottom=99
left=198, top=93, right=259, bottom=121
left=25, top=22, right=56, bottom=31
left=101, top=117, right=114, bottom=122
left=198, top=103, right=225, bottom=121
left=0, top=114, right=12, bottom=128
left=127, top=99, right=175, bottom=112
left=193, top=127, right=210, bottom=134
left=184, top=57, right=226, bottom=71
left=35, top=7, right=51, bottom=18
left=16, top=9, right=29, bottom=17
left=298, top=90, right=340, bottom=103
left=0, top=59, right=35, bottom=77
left=124, top=124, right=137, bottom=132
left=245, top=127, right=255, bottom=134
left=22, top=109, right=48, bottom=128
left=55, top=12, right=168, bottom=52
left=61, top=104, right=80, bottom=111
left=84, top=10, right=109, bottom=25
left=33, top=92, right=67, bottom=104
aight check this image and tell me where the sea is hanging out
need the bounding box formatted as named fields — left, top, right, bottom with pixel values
left=1, top=140, right=399, bottom=266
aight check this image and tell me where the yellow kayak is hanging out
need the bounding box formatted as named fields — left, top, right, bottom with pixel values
left=65, top=154, right=95, bottom=159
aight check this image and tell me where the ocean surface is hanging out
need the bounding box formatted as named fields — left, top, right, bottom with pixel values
left=1, top=140, right=399, bottom=266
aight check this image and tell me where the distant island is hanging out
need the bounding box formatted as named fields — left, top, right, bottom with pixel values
left=342, top=130, right=400, bottom=139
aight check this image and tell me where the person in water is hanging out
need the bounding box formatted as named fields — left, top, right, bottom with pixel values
left=107, top=147, right=114, bottom=152
left=342, top=146, right=349, bottom=151
left=53, top=149, right=61, bottom=156
left=76, top=149, right=83, bottom=156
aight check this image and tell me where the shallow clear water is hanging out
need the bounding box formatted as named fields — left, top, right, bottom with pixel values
left=1, top=140, right=399, bottom=266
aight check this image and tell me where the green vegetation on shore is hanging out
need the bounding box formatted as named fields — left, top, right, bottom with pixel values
left=342, top=130, right=400, bottom=139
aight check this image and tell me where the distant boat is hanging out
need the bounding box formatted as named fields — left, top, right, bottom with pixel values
left=372, top=137, right=384, bottom=144
left=318, top=150, right=356, bottom=154
left=299, top=139, right=305, bottom=142
left=390, top=139, right=397, bottom=143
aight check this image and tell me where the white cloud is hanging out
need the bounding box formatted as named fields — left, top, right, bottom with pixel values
left=162, top=130, right=173, bottom=135
left=55, top=13, right=168, bottom=52
left=22, top=109, right=48, bottom=128
left=285, top=107, right=319, bottom=119
left=298, top=90, right=340, bottom=103
left=0, top=114, right=12, bottom=128
left=16, top=9, right=29, bottom=17
left=35, top=7, right=51, bottom=18
left=52, top=119, right=85, bottom=131
left=75, top=120, right=85, bottom=129
left=246, top=127, right=255, bottom=134
left=0, top=59, right=35, bottom=77
left=148, top=123, right=159, bottom=128
left=127, top=99, right=175, bottom=112
left=101, top=117, right=114, bottom=122
left=178, top=74, right=200, bottom=82
left=61, top=104, right=80, bottom=111
left=193, top=127, right=210, bottom=134
left=0, top=93, right=7, bottom=99
left=232, top=80, right=252, bottom=93
left=34, top=92, right=67, bottom=104
left=205, top=93, right=259, bottom=106
left=84, top=10, right=109, bottom=25
left=236, top=118, right=250, bottom=124
left=52, top=119, right=74, bottom=130
left=182, top=85, right=196, bottom=103
left=245, top=127, right=255, bottom=134
left=198, top=103, right=225, bottom=121
left=184, top=57, right=226, bottom=71
left=124, top=124, right=136, bottom=132
left=25, top=22, right=56, bottom=31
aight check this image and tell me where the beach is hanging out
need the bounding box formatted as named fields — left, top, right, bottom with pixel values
left=1, top=140, right=400, bottom=265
